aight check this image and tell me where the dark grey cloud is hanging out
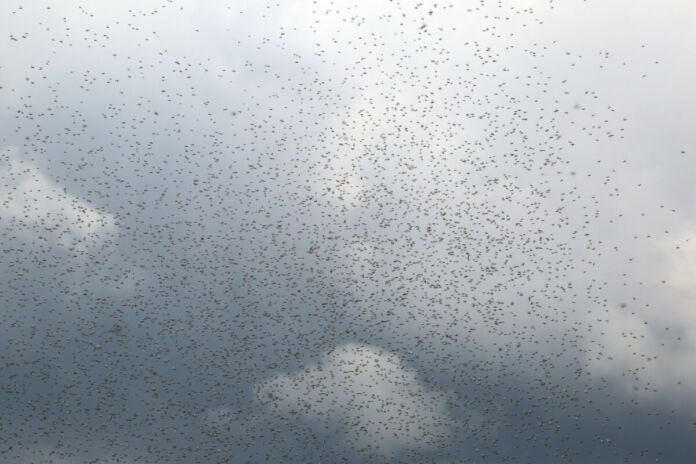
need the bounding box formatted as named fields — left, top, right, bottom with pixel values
left=1, top=0, right=695, bottom=463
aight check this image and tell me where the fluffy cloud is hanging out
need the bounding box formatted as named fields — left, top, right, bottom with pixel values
left=254, top=343, right=454, bottom=455
left=663, top=225, right=696, bottom=299
left=589, top=299, right=696, bottom=416
left=0, top=147, right=115, bottom=251
left=588, top=224, right=696, bottom=407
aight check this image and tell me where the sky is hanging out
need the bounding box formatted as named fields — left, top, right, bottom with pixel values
left=1, top=0, right=696, bottom=463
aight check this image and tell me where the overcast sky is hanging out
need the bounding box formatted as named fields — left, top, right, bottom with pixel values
left=1, top=1, right=696, bottom=463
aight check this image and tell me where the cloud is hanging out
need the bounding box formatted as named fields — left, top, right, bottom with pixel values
left=254, top=343, right=454, bottom=455
left=587, top=223, right=696, bottom=408
left=588, top=301, right=696, bottom=416
left=663, top=224, right=696, bottom=298
left=0, top=147, right=116, bottom=251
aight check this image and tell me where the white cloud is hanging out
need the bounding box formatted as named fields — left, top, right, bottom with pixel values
left=254, top=343, right=453, bottom=455
left=663, top=225, right=696, bottom=299
left=588, top=301, right=696, bottom=416
left=0, top=147, right=116, bottom=251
